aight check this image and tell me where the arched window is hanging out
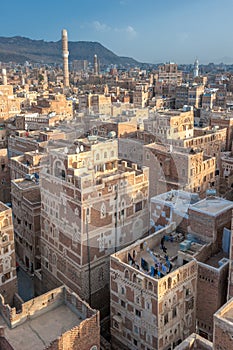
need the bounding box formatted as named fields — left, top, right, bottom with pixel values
left=2, top=235, right=8, bottom=242
left=52, top=254, right=57, bottom=265
left=54, top=160, right=66, bottom=180
left=2, top=218, right=8, bottom=227
left=3, top=257, right=11, bottom=271
left=96, top=153, right=100, bottom=161
left=133, top=273, right=137, bottom=283
left=104, top=151, right=108, bottom=159
left=100, top=203, right=106, bottom=218
left=124, top=270, right=129, bottom=279
left=148, top=281, right=153, bottom=291
left=44, top=246, right=49, bottom=259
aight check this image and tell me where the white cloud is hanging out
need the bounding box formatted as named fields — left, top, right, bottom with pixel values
left=92, top=21, right=111, bottom=32
left=115, top=25, right=137, bottom=39
left=126, top=25, right=137, bottom=38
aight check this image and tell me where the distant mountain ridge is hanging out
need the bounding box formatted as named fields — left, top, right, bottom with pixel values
left=0, top=35, right=139, bottom=66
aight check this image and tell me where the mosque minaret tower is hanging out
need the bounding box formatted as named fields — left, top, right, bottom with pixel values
left=62, top=29, right=70, bottom=88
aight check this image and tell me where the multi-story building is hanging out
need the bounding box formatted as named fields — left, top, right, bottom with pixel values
left=0, top=85, right=21, bottom=122
left=176, top=297, right=233, bottom=349
left=78, top=93, right=112, bottom=115
left=0, top=286, right=100, bottom=350
left=202, top=89, right=218, bottom=110
left=15, top=112, right=62, bottom=131
left=158, top=63, right=182, bottom=87
left=8, top=132, right=45, bottom=157
left=0, top=202, right=17, bottom=304
left=218, top=151, right=233, bottom=195
left=0, top=149, right=11, bottom=203
left=110, top=224, right=200, bottom=350
left=0, top=126, right=7, bottom=149
left=188, top=196, right=233, bottom=340
left=227, top=212, right=233, bottom=300
left=11, top=178, right=41, bottom=272
left=188, top=84, right=204, bottom=108
left=72, top=59, right=88, bottom=72
left=175, top=84, right=189, bottom=109
left=10, top=150, right=44, bottom=180
left=133, top=83, right=149, bottom=108
left=143, top=143, right=215, bottom=199
left=213, top=297, right=233, bottom=350
left=31, top=93, right=73, bottom=119
left=144, top=109, right=194, bottom=142
left=40, top=137, right=149, bottom=315
left=110, top=195, right=233, bottom=349
left=210, top=113, right=233, bottom=151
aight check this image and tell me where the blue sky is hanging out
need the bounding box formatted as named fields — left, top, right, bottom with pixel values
left=1, top=0, right=233, bottom=64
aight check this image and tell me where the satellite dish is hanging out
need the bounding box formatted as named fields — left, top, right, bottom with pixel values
left=76, top=147, right=80, bottom=154
left=80, top=145, right=84, bottom=152
left=35, top=149, right=39, bottom=154
left=64, top=147, right=68, bottom=154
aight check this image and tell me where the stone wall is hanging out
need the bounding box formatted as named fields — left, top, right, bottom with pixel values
left=0, top=287, right=64, bottom=328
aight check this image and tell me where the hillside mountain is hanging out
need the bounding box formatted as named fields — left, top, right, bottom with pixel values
left=0, top=36, right=139, bottom=66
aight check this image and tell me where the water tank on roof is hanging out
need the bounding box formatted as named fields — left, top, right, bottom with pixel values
left=180, top=240, right=192, bottom=252
left=108, top=131, right=116, bottom=139
left=87, top=135, right=98, bottom=142
left=206, top=189, right=216, bottom=196
left=25, top=174, right=35, bottom=181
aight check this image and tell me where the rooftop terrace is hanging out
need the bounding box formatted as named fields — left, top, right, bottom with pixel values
left=116, top=225, right=206, bottom=280
left=0, top=304, right=82, bottom=350
left=0, top=286, right=98, bottom=350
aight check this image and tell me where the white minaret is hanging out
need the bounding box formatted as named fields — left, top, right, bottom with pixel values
left=94, top=54, right=99, bottom=75
left=62, top=29, right=69, bottom=88
left=2, top=69, right=7, bottom=85
left=193, top=58, right=199, bottom=78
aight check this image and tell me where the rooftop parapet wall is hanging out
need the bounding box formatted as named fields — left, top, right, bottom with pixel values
left=0, top=286, right=99, bottom=330
left=111, top=224, right=198, bottom=299
left=44, top=314, right=100, bottom=350
left=0, top=287, right=64, bottom=328
left=175, top=333, right=213, bottom=350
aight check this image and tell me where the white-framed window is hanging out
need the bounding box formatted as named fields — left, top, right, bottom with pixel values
left=100, top=203, right=106, bottom=218
left=98, top=233, right=105, bottom=252
left=3, top=257, right=11, bottom=271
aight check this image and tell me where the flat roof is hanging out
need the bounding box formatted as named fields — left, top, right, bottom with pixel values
left=221, top=307, right=233, bottom=323
left=124, top=233, right=204, bottom=279
left=0, top=304, right=83, bottom=350
left=12, top=179, right=39, bottom=190
left=151, top=190, right=199, bottom=217
left=190, top=197, right=233, bottom=216
left=204, top=250, right=228, bottom=268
